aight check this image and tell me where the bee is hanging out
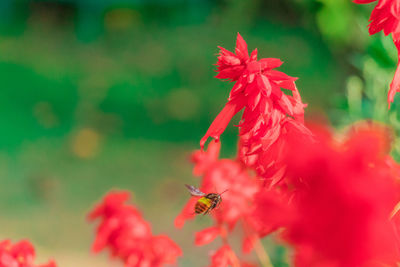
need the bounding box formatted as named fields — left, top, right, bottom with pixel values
left=185, top=184, right=227, bottom=215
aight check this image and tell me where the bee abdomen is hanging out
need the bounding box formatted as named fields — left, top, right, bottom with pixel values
left=195, top=202, right=209, bottom=214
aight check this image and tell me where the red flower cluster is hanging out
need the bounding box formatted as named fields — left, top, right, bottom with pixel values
left=253, top=125, right=400, bottom=266
left=354, top=0, right=400, bottom=106
left=177, top=33, right=400, bottom=267
left=176, top=141, right=259, bottom=230
left=88, top=191, right=182, bottom=267
left=175, top=141, right=261, bottom=265
left=200, top=33, right=311, bottom=186
left=0, top=240, right=56, bottom=267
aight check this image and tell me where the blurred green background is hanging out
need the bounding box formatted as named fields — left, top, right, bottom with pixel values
left=0, top=0, right=397, bottom=266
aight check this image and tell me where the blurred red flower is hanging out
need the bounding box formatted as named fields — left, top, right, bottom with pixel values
left=354, top=0, right=400, bottom=106
left=88, top=191, right=182, bottom=267
left=0, top=240, right=56, bottom=267
left=208, top=245, right=237, bottom=267
left=175, top=140, right=265, bottom=264
left=175, top=141, right=260, bottom=230
left=200, top=33, right=311, bottom=185
left=253, top=124, right=400, bottom=266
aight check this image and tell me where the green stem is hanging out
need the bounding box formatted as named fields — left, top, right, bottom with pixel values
left=220, top=224, right=241, bottom=267
left=241, top=219, right=274, bottom=267
left=252, top=235, right=274, bottom=267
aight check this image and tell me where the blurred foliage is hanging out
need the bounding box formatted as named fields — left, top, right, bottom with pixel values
left=310, top=0, right=400, bottom=159
left=0, top=0, right=391, bottom=266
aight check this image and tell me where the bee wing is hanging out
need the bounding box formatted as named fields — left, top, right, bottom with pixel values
left=185, top=184, right=206, bottom=197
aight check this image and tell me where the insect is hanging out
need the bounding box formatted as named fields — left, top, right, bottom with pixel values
left=185, top=184, right=227, bottom=215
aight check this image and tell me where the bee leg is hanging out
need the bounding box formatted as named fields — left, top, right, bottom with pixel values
left=204, top=202, right=217, bottom=215
left=203, top=206, right=213, bottom=215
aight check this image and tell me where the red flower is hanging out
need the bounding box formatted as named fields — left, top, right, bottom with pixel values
left=0, top=240, right=56, bottom=267
left=354, top=0, right=400, bottom=106
left=251, top=188, right=293, bottom=238
left=254, top=124, right=400, bottom=266
left=176, top=141, right=260, bottom=230
left=176, top=140, right=265, bottom=260
left=239, top=115, right=313, bottom=187
left=201, top=33, right=311, bottom=184
left=88, top=191, right=182, bottom=267
left=354, top=0, right=400, bottom=37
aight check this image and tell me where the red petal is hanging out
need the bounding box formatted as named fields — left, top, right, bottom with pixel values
left=264, top=69, right=296, bottom=81
left=278, top=94, right=294, bottom=115
left=87, top=191, right=131, bottom=220
left=209, top=245, right=234, bottom=267
left=247, top=91, right=262, bottom=111
left=259, top=58, right=283, bottom=69
left=200, top=98, right=246, bottom=149
left=195, top=227, right=221, bottom=246
left=91, top=218, right=120, bottom=252
left=174, top=198, right=197, bottom=228
left=242, top=235, right=256, bottom=254
left=151, top=235, right=182, bottom=264
left=257, top=74, right=272, bottom=96
left=11, top=240, right=35, bottom=259
left=216, top=65, right=245, bottom=81
left=235, top=33, right=249, bottom=61
left=391, top=0, right=400, bottom=18
left=218, top=46, right=236, bottom=58
left=353, top=0, right=377, bottom=3
left=388, top=62, right=400, bottom=108
left=249, top=48, right=258, bottom=61
left=229, top=76, right=246, bottom=99
left=192, top=140, right=221, bottom=176
left=220, top=55, right=241, bottom=66
left=276, top=80, right=297, bottom=91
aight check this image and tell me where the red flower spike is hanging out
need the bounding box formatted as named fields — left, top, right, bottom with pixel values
left=177, top=141, right=260, bottom=230
left=89, top=191, right=182, bottom=267
left=201, top=33, right=311, bottom=183
left=260, top=124, right=400, bottom=266
left=0, top=240, right=56, bottom=267
left=176, top=140, right=262, bottom=261
left=354, top=0, right=400, bottom=106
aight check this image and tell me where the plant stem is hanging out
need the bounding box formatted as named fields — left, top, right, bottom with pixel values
left=220, top=224, right=241, bottom=267
left=252, top=235, right=274, bottom=267
left=390, top=201, right=400, bottom=219
left=228, top=249, right=242, bottom=267
left=241, top=219, right=274, bottom=267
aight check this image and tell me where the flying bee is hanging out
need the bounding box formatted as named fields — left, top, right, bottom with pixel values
left=185, top=184, right=228, bottom=215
